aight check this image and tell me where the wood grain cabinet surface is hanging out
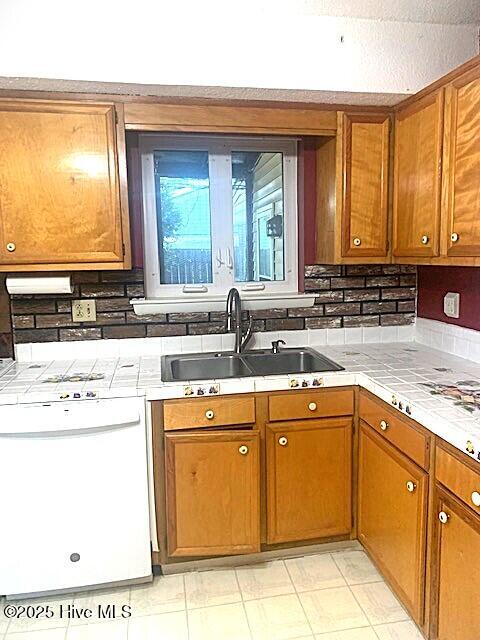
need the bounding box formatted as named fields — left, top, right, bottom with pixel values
left=358, top=422, right=428, bottom=625
left=430, top=487, right=480, bottom=640
left=266, top=417, right=352, bottom=544
left=0, top=100, right=130, bottom=271
left=165, top=430, right=260, bottom=557
left=442, top=66, right=480, bottom=257
left=340, top=113, right=390, bottom=259
left=393, top=90, right=444, bottom=259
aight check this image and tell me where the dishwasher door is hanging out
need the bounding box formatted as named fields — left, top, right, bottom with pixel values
left=0, top=397, right=151, bottom=596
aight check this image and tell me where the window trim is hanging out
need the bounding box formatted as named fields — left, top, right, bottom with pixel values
left=139, top=134, right=299, bottom=301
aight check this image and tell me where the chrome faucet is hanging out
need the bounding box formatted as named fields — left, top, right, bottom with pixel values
left=225, top=288, right=253, bottom=354
left=271, top=339, right=286, bottom=354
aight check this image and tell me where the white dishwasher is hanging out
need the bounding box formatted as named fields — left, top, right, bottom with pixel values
left=0, top=397, right=152, bottom=597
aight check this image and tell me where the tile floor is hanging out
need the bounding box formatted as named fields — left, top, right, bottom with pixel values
left=0, top=549, right=425, bottom=639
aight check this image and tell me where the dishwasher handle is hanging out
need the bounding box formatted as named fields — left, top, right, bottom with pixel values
left=0, top=421, right=138, bottom=438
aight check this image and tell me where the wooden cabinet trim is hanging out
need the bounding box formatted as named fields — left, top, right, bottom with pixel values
left=340, top=113, right=390, bottom=258
left=163, top=395, right=255, bottom=431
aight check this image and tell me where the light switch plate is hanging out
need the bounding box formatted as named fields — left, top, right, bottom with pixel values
left=443, top=292, right=460, bottom=319
left=72, top=299, right=97, bottom=323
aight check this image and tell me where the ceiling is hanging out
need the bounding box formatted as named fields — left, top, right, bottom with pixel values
left=261, top=0, right=480, bottom=25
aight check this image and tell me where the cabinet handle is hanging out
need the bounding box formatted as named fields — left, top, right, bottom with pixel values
left=451, top=232, right=459, bottom=243
left=421, top=235, right=429, bottom=245
left=6, top=242, right=15, bottom=252
left=353, top=237, right=361, bottom=247
left=205, top=410, right=214, bottom=420
left=471, top=491, right=480, bottom=507
left=278, top=436, right=288, bottom=446
left=406, top=481, right=417, bottom=493
left=380, top=420, right=388, bottom=431
left=238, top=445, right=248, bottom=455
left=308, top=402, right=317, bottom=411
left=438, top=511, right=450, bottom=525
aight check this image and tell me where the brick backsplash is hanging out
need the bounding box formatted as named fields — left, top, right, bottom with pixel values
left=9, top=265, right=416, bottom=344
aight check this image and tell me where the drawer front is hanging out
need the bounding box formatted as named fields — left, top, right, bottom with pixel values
left=359, top=391, right=430, bottom=470
left=269, top=389, right=354, bottom=422
left=436, top=445, right=480, bottom=516
left=163, top=396, right=255, bottom=431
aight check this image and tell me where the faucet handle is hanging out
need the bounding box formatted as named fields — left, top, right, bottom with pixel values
left=271, top=339, right=286, bottom=354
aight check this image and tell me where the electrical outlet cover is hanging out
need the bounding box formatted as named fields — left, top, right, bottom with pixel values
left=72, top=299, right=97, bottom=323
left=443, top=292, right=460, bottom=319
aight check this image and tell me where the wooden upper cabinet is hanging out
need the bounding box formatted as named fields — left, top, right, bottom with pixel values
left=0, top=100, right=130, bottom=270
left=340, top=113, right=390, bottom=258
left=266, top=417, right=352, bottom=544
left=165, top=430, right=260, bottom=557
left=442, top=66, right=480, bottom=257
left=430, top=487, right=480, bottom=640
left=358, top=423, right=428, bottom=625
left=393, top=90, right=444, bottom=258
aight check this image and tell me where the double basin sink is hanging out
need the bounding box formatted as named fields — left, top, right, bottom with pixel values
left=161, top=347, right=343, bottom=382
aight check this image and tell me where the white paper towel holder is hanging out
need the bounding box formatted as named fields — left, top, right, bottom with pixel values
left=6, top=276, right=73, bottom=295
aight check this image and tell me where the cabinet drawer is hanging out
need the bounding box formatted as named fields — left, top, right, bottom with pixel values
left=359, top=391, right=430, bottom=470
left=436, top=444, right=480, bottom=516
left=163, top=395, right=255, bottom=431
left=268, top=389, right=354, bottom=422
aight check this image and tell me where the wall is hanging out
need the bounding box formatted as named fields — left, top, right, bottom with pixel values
left=417, top=266, right=480, bottom=331
left=0, top=1, right=477, bottom=96
left=10, top=265, right=416, bottom=344
left=0, top=276, right=13, bottom=357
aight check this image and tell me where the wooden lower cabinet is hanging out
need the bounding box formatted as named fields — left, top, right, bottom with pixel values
left=430, top=487, right=480, bottom=640
left=358, top=422, right=428, bottom=624
left=165, top=430, right=260, bottom=557
left=266, top=418, right=352, bottom=544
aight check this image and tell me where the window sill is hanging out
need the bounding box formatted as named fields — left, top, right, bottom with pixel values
left=131, top=293, right=316, bottom=315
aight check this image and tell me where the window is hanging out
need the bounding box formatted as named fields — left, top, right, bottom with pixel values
left=140, top=135, right=298, bottom=302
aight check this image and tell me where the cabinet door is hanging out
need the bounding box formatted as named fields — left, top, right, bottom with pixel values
left=0, top=100, right=129, bottom=269
left=393, top=90, right=444, bottom=257
left=443, top=67, right=480, bottom=256
left=165, top=430, right=260, bottom=557
left=340, top=113, right=390, bottom=258
left=431, top=488, right=480, bottom=640
left=266, top=418, right=352, bottom=544
left=358, top=423, right=428, bottom=624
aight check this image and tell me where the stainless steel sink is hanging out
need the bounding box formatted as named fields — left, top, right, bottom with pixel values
left=161, top=347, right=343, bottom=382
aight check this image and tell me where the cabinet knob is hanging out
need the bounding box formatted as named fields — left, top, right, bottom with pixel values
left=406, top=481, right=417, bottom=493
left=238, top=445, right=249, bottom=455
left=205, top=410, right=214, bottom=420
left=451, top=232, right=459, bottom=243
left=278, top=436, right=288, bottom=446
left=421, top=235, right=429, bottom=245
left=353, top=237, right=361, bottom=247
left=308, top=402, right=317, bottom=412
left=438, top=511, right=450, bottom=525
left=380, top=420, right=389, bottom=431
left=6, top=242, right=15, bottom=252
left=471, top=491, right=480, bottom=507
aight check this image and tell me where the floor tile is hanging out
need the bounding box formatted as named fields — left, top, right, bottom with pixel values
left=314, top=628, right=378, bottom=639
left=6, top=629, right=66, bottom=640
left=373, top=620, right=424, bottom=639
left=188, top=602, right=251, bottom=640
left=130, top=574, right=184, bottom=616
left=236, top=561, right=294, bottom=601
left=299, top=587, right=369, bottom=634
left=245, top=593, right=311, bottom=640
left=285, top=554, right=346, bottom=593
left=128, top=611, right=188, bottom=640
left=66, top=620, right=128, bottom=639
left=332, top=551, right=382, bottom=586
left=6, top=597, right=73, bottom=632
left=185, top=569, right=241, bottom=609
left=70, top=588, right=130, bottom=626
left=351, top=583, right=408, bottom=626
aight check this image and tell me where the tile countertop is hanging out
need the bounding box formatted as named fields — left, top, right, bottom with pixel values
left=1, top=343, right=480, bottom=465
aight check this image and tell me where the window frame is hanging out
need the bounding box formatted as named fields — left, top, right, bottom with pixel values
left=140, top=134, right=298, bottom=301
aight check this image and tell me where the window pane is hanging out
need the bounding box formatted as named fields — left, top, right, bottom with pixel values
left=154, top=150, right=212, bottom=284
left=232, top=151, right=285, bottom=282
